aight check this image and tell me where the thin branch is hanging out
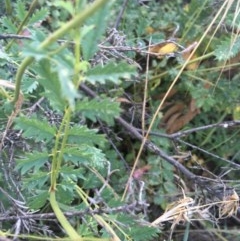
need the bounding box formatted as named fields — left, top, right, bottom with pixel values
left=0, top=202, right=139, bottom=221
left=0, top=34, right=32, bottom=40
left=147, top=121, right=240, bottom=139
left=79, top=83, right=239, bottom=199
left=80, top=83, right=195, bottom=180
left=114, top=0, right=129, bottom=29
left=177, top=138, right=240, bottom=169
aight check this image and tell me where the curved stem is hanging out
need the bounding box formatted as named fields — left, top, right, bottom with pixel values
left=56, top=107, right=72, bottom=174
left=12, top=0, right=109, bottom=105
left=5, top=0, right=12, bottom=15
left=50, top=191, right=81, bottom=240
left=12, top=57, right=33, bottom=103
left=50, top=107, right=71, bottom=190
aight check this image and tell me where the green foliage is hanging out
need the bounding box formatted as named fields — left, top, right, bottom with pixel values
left=127, top=225, right=159, bottom=241
left=75, top=98, right=121, bottom=125
left=35, top=60, right=67, bottom=110
left=148, top=157, right=177, bottom=209
left=63, top=145, right=106, bottom=168
left=0, top=0, right=48, bottom=33
left=0, top=16, right=17, bottom=33
left=28, top=190, right=49, bottom=209
left=108, top=213, right=160, bottom=241
left=82, top=2, right=111, bottom=60
left=214, top=37, right=240, bottom=61
left=86, top=61, right=137, bottom=84
left=67, top=125, right=106, bottom=146
left=14, top=116, right=56, bottom=142
left=28, top=8, right=49, bottom=25
left=16, top=1, right=27, bottom=21
left=1, top=0, right=240, bottom=240
left=15, top=151, right=49, bottom=175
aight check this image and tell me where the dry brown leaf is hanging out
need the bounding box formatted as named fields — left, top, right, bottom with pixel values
left=165, top=112, right=183, bottom=131
left=162, top=102, right=185, bottom=123
left=162, top=98, right=200, bottom=134
left=167, top=107, right=200, bottom=134
left=158, top=88, right=178, bottom=100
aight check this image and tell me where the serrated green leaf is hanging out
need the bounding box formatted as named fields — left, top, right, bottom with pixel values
left=111, top=214, right=160, bottom=241
left=0, top=17, right=17, bottom=33
left=53, top=1, right=74, bottom=15
left=85, top=61, right=137, bottom=84
left=14, top=116, right=56, bottom=142
left=75, top=98, right=120, bottom=125
left=29, top=8, right=49, bottom=25
left=16, top=0, right=27, bottom=21
left=28, top=190, right=49, bottom=209
left=82, top=2, right=111, bottom=60
left=68, top=125, right=106, bottom=147
left=35, top=60, right=66, bottom=111
left=31, top=29, right=47, bottom=43
left=214, top=37, right=240, bottom=61
left=22, top=77, right=38, bottom=93
left=128, top=225, right=160, bottom=241
left=57, top=181, right=75, bottom=205
left=23, top=172, right=49, bottom=190
left=22, top=42, right=48, bottom=61
left=60, top=165, right=85, bottom=181
left=15, top=151, right=49, bottom=175
left=63, top=145, right=106, bottom=168
left=56, top=64, right=79, bottom=109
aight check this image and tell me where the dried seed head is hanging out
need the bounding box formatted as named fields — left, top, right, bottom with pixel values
left=219, top=190, right=239, bottom=218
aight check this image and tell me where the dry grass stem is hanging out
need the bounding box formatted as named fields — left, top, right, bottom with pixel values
left=151, top=196, right=194, bottom=227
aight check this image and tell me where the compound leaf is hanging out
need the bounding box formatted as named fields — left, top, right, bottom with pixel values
left=14, top=116, right=56, bottom=142
left=76, top=98, right=120, bottom=125
left=68, top=125, right=106, bottom=147
left=85, top=61, right=137, bottom=85
left=15, top=151, right=49, bottom=175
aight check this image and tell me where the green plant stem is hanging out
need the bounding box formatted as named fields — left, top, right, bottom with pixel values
left=50, top=130, right=63, bottom=190
left=56, top=107, right=72, bottom=173
left=50, top=191, right=81, bottom=240
left=75, top=185, right=121, bottom=241
left=6, top=0, right=39, bottom=51
left=39, top=0, right=109, bottom=49
left=5, top=0, right=12, bottom=15
left=12, top=0, right=109, bottom=104
left=50, top=107, right=71, bottom=190
left=12, top=56, right=34, bottom=104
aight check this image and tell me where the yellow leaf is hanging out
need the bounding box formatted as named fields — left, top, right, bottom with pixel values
left=158, top=42, right=178, bottom=55
left=149, top=42, right=179, bottom=58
